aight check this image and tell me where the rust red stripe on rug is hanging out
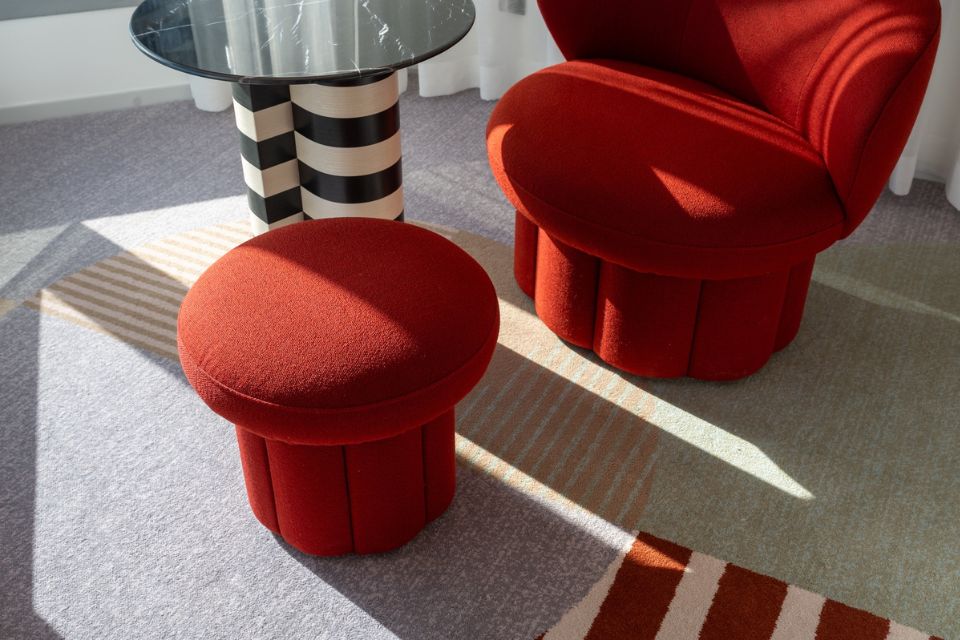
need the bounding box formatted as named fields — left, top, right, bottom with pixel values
left=586, top=533, right=692, bottom=640
left=539, top=532, right=942, bottom=640
left=700, top=564, right=787, bottom=639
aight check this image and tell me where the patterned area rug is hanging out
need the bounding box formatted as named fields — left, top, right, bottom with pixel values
left=21, top=219, right=944, bottom=640
left=540, top=532, right=942, bottom=640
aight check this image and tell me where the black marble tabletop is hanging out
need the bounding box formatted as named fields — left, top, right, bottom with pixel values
left=130, top=0, right=475, bottom=84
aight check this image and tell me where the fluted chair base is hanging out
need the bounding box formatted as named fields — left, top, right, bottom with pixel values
left=514, top=213, right=815, bottom=380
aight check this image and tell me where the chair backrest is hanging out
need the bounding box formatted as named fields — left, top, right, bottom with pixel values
left=538, top=0, right=941, bottom=235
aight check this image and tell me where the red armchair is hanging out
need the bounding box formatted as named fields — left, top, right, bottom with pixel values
left=487, top=0, right=940, bottom=379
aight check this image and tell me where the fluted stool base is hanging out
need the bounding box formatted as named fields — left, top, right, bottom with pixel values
left=235, top=410, right=456, bottom=556
left=514, top=213, right=815, bottom=380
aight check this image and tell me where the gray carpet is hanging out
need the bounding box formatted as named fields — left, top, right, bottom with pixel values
left=1, top=77, right=959, bottom=639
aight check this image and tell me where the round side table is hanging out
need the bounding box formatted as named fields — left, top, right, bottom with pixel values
left=130, top=0, right=475, bottom=233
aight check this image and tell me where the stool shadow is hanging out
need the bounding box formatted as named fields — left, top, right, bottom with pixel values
left=272, top=345, right=806, bottom=639
left=277, top=460, right=631, bottom=640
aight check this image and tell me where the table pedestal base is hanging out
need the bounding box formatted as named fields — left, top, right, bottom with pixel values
left=232, top=73, right=405, bottom=234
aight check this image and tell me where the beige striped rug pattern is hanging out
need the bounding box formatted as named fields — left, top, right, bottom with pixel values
left=24, top=219, right=252, bottom=361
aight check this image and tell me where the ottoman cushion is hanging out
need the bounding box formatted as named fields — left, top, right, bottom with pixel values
left=178, top=218, right=499, bottom=445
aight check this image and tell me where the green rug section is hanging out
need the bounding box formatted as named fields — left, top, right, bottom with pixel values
left=639, top=241, right=960, bottom=636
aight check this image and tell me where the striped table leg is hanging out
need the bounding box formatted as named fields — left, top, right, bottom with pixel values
left=290, top=73, right=405, bottom=222
left=232, top=84, right=304, bottom=234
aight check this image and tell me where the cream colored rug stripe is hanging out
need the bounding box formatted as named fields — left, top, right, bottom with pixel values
left=499, top=355, right=593, bottom=484
left=569, top=387, right=647, bottom=507
left=23, top=221, right=253, bottom=364
left=51, top=277, right=180, bottom=317
left=536, top=372, right=624, bottom=485
left=458, top=341, right=547, bottom=431
left=611, top=444, right=659, bottom=525
left=86, top=261, right=189, bottom=297
left=513, top=364, right=607, bottom=476
left=160, top=235, right=237, bottom=261
left=109, top=254, right=196, bottom=285
left=455, top=434, right=588, bottom=519
left=483, top=347, right=578, bottom=465
left=886, top=622, right=933, bottom=640
left=514, top=369, right=623, bottom=506
left=67, top=270, right=184, bottom=309
left=769, top=586, right=828, bottom=640
left=183, top=225, right=250, bottom=247
left=654, top=553, right=727, bottom=640
left=0, top=299, right=18, bottom=319
left=555, top=380, right=634, bottom=496
left=131, top=245, right=213, bottom=272
left=43, top=285, right=178, bottom=334
left=34, top=290, right=177, bottom=341
left=482, top=349, right=581, bottom=481
left=461, top=343, right=569, bottom=465
left=139, top=239, right=223, bottom=266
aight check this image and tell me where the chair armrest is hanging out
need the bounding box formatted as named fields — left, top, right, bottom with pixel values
left=798, top=6, right=940, bottom=235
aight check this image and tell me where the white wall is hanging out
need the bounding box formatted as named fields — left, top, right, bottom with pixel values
left=0, top=7, right=191, bottom=124
left=914, top=0, right=960, bottom=183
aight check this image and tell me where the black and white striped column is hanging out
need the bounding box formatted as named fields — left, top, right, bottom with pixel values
left=290, top=73, right=404, bottom=222
left=232, top=84, right=304, bottom=233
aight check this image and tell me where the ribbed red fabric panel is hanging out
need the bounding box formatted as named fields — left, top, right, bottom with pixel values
left=265, top=439, right=353, bottom=556
left=422, top=410, right=456, bottom=523
left=775, top=257, right=816, bottom=351
left=534, top=230, right=599, bottom=348
left=235, top=427, right=280, bottom=534
left=514, top=219, right=821, bottom=380
left=594, top=261, right=701, bottom=378
left=345, top=428, right=427, bottom=554
left=515, top=213, right=539, bottom=298
left=688, top=270, right=790, bottom=380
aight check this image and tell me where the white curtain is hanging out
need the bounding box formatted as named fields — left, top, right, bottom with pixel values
left=416, top=0, right=562, bottom=100
left=889, top=0, right=960, bottom=210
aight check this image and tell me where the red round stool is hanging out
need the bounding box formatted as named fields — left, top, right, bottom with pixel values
left=177, top=219, right=499, bottom=555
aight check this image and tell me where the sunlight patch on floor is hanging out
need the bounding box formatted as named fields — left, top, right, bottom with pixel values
left=649, top=399, right=815, bottom=500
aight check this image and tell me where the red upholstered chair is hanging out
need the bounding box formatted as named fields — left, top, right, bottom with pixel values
left=487, top=0, right=941, bottom=379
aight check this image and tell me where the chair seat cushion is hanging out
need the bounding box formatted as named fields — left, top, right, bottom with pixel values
left=178, top=219, right=499, bottom=445
left=487, top=60, right=846, bottom=278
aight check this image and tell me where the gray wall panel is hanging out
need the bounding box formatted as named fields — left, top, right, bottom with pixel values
left=1, top=1, right=140, bottom=21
